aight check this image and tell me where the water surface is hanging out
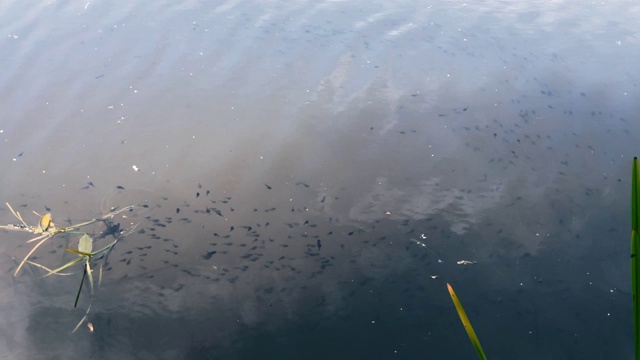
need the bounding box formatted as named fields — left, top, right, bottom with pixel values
left=0, top=1, right=639, bottom=359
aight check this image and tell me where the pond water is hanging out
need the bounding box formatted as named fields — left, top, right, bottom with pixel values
left=1, top=1, right=639, bottom=359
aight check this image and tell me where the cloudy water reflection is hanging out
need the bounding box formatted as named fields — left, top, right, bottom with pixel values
left=0, top=1, right=639, bottom=359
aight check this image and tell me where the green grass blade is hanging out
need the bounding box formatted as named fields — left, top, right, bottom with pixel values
left=447, top=283, right=488, bottom=360
left=634, top=158, right=640, bottom=231
left=93, top=238, right=118, bottom=255
left=632, top=157, right=640, bottom=359
left=633, top=230, right=640, bottom=359
left=72, top=304, right=91, bottom=333
left=65, top=248, right=92, bottom=256
left=25, top=260, right=73, bottom=276
left=14, top=234, right=52, bottom=276
left=44, top=256, right=84, bottom=277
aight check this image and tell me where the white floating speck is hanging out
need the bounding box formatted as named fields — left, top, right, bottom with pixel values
left=132, top=165, right=139, bottom=172
left=456, top=260, right=477, bottom=265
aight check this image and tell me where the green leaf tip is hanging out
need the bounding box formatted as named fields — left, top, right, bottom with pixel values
left=447, top=283, right=488, bottom=360
left=632, top=157, right=640, bottom=359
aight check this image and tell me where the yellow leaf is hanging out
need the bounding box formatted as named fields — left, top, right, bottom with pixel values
left=39, top=213, right=52, bottom=231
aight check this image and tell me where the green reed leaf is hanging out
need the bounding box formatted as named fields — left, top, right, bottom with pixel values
left=447, top=283, right=488, bottom=360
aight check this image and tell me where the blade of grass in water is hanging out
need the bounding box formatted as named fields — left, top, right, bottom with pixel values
left=447, top=283, right=488, bottom=360
left=72, top=304, right=91, bottom=333
left=631, top=157, right=640, bottom=359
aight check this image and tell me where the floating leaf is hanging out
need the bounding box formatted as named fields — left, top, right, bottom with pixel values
left=78, top=234, right=93, bottom=254
left=39, top=213, right=52, bottom=231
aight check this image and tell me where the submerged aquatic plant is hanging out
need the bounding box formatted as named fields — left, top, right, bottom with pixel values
left=0, top=203, right=133, bottom=276
left=632, top=157, right=640, bottom=359
left=2, top=203, right=136, bottom=332
left=45, top=233, right=118, bottom=307
left=447, top=283, right=488, bottom=360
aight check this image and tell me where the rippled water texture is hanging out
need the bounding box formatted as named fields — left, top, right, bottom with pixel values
left=1, top=1, right=639, bottom=359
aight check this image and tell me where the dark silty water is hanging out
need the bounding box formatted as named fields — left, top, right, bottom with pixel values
left=0, top=1, right=639, bottom=359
